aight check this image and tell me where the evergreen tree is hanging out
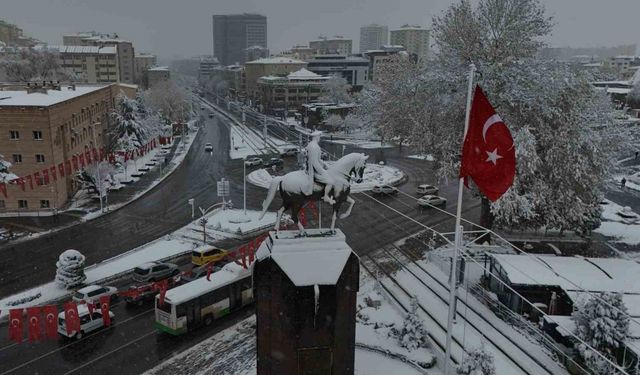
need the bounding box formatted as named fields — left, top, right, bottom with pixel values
left=456, top=345, right=496, bottom=375
left=397, top=297, right=428, bottom=351
left=55, top=249, right=87, bottom=289
left=110, top=93, right=149, bottom=151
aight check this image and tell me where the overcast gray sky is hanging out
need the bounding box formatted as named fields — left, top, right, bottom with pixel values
left=2, top=0, right=638, bottom=59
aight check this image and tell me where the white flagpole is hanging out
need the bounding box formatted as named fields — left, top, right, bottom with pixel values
left=444, top=63, right=476, bottom=375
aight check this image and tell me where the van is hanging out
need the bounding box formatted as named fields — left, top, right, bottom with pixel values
left=191, top=245, right=228, bottom=266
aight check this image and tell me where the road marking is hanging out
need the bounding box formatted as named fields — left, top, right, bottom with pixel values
left=63, top=330, right=156, bottom=375
left=0, top=308, right=154, bottom=375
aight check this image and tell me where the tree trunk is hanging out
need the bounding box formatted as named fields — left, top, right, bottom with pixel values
left=477, top=196, right=494, bottom=244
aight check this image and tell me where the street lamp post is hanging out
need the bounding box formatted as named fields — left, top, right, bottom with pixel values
left=243, top=157, right=247, bottom=216
left=198, top=201, right=232, bottom=245
left=188, top=198, right=195, bottom=219
left=92, top=122, right=105, bottom=213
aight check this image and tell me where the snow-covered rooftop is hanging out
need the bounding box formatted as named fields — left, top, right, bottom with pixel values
left=287, top=68, right=328, bottom=80
left=246, top=57, right=306, bottom=65
left=0, top=85, right=108, bottom=107
left=491, top=254, right=640, bottom=294
left=256, top=229, right=353, bottom=286
left=46, top=45, right=116, bottom=54
left=148, top=66, right=169, bottom=72
left=164, top=262, right=251, bottom=305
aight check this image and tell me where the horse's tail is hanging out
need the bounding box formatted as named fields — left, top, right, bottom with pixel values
left=259, top=176, right=283, bottom=220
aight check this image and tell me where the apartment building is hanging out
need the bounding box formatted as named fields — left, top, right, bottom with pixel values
left=257, top=68, right=329, bottom=114
left=46, top=45, right=119, bottom=83
left=359, top=24, right=389, bottom=52
left=147, top=67, right=170, bottom=88
left=0, top=82, right=136, bottom=214
left=309, top=36, right=352, bottom=55
left=244, top=57, right=307, bottom=101
left=134, top=53, right=157, bottom=84
left=390, top=25, right=430, bottom=61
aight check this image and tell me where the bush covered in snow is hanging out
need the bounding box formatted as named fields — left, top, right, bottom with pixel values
left=393, top=297, right=428, bottom=351
left=456, top=345, right=496, bottom=375
left=55, top=249, right=87, bottom=289
left=573, top=292, right=630, bottom=373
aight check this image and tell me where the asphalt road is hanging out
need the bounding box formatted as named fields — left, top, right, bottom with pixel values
left=0, top=103, right=481, bottom=374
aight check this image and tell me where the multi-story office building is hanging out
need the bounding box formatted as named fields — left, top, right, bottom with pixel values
left=244, top=57, right=307, bottom=101
left=134, top=53, right=157, bottom=84
left=363, top=45, right=407, bottom=81
left=306, top=55, right=369, bottom=90
left=0, top=82, right=136, bottom=213
left=359, top=24, right=388, bottom=52
left=197, top=56, right=220, bottom=82
left=390, top=25, right=430, bottom=61
left=257, top=68, right=329, bottom=114
left=147, top=67, right=170, bottom=88
left=245, top=45, right=269, bottom=63
left=309, top=37, right=352, bottom=55
left=45, top=45, right=119, bottom=83
left=212, top=13, right=267, bottom=65
left=0, top=20, right=38, bottom=47
left=63, top=32, right=136, bottom=84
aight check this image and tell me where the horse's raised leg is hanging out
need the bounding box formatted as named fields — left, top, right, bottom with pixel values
left=340, top=196, right=356, bottom=219
left=330, top=210, right=337, bottom=234
left=275, top=206, right=285, bottom=234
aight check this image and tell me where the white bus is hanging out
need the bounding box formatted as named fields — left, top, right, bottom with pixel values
left=154, top=262, right=253, bottom=335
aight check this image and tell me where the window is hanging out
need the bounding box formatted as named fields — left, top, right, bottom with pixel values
left=12, top=154, right=22, bottom=163
left=36, top=154, right=45, bottom=163
left=9, top=130, right=19, bottom=140
left=33, top=130, right=43, bottom=140
left=40, top=200, right=50, bottom=209
left=18, top=200, right=28, bottom=209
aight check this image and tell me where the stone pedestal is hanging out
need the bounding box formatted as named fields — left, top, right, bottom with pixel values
left=254, top=229, right=359, bottom=375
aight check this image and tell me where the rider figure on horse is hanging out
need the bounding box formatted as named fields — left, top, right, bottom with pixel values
left=305, top=130, right=336, bottom=204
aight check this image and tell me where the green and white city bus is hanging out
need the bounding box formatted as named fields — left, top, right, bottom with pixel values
left=154, top=262, right=253, bottom=335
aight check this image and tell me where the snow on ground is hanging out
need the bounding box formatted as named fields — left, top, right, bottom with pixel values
left=614, top=174, right=640, bottom=192
left=144, top=274, right=434, bottom=375
left=595, top=199, right=640, bottom=245
left=247, top=163, right=405, bottom=192
left=326, top=138, right=394, bottom=149
left=177, top=208, right=284, bottom=241
left=408, top=154, right=435, bottom=161
left=0, top=237, right=195, bottom=319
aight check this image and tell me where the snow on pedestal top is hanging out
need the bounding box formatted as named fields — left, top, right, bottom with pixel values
left=256, top=229, right=353, bottom=287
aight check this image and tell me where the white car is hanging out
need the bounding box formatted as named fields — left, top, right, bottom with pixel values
left=72, top=285, right=118, bottom=304
left=58, top=305, right=115, bottom=339
left=204, top=143, right=213, bottom=152
left=417, top=195, right=447, bottom=208
left=372, top=185, right=398, bottom=195
left=416, top=184, right=439, bottom=195
left=281, top=148, right=298, bottom=157
left=244, top=157, right=262, bottom=166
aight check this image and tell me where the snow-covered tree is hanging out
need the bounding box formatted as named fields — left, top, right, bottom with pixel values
left=456, top=345, right=496, bottom=375
left=76, top=162, right=115, bottom=197
left=55, top=249, right=87, bottom=289
left=324, top=114, right=344, bottom=129
left=628, top=81, right=640, bottom=109
left=573, top=292, right=630, bottom=374
left=0, top=154, right=18, bottom=183
left=319, top=75, right=352, bottom=104
left=145, top=80, right=190, bottom=123
left=397, top=297, right=428, bottom=351
left=0, top=49, right=75, bottom=82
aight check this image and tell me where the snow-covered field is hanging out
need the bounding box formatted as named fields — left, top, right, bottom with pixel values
left=325, top=138, right=394, bottom=149
left=247, top=163, right=405, bottom=192
left=177, top=208, right=284, bottom=241
left=0, top=237, right=196, bottom=319
left=595, top=199, right=640, bottom=245
left=144, top=275, right=434, bottom=375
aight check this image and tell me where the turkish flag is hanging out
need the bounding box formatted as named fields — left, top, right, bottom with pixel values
left=65, top=160, right=72, bottom=175
left=27, top=307, right=42, bottom=343
left=87, top=301, right=95, bottom=316
left=25, top=175, right=33, bottom=190
left=50, top=165, right=57, bottom=181
left=92, top=148, right=99, bottom=161
left=8, top=309, right=23, bottom=343
left=63, top=301, right=80, bottom=336
left=72, top=155, right=79, bottom=171
left=99, top=296, right=111, bottom=327
left=0, top=183, right=6, bottom=198
left=79, top=154, right=85, bottom=168
left=42, top=169, right=49, bottom=185
left=85, top=150, right=92, bottom=164
left=460, top=86, right=516, bottom=202
left=43, top=305, right=58, bottom=339
left=206, top=262, right=213, bottom=281
left=17, top=177, right=25, bottom=191
left=58, top=163, right=65, bottom=177
left=298, top=209, right=308, bottom=227
left=155, top=280, right=168, bottom=307
left=34, top=172, right=41, bottom=186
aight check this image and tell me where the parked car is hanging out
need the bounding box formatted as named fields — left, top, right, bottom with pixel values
left=57, top=305, right=115, bottom=339
left=179, top=264, right=223, bottom=285
left=262, top=158, right=284, bottom=167
left=416, top=184, right=439, bottom=195
left=124, top=276, right=180, bottom=306
left=191, top=245, right=228, bottom=266
left=281, top=148, right=298, bottom=157
left=417, top=195, right=447, bottom=209
left=132, top=262, right=179, bottom=283
left=204, top=143, right=213, bottom=152
left=372, top=185, right=399, bottom=195
left=245, top=157, right=263, bottom=167
left=72, top=285, right=118, bottom=304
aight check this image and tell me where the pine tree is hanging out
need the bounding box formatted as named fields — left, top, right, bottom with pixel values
left=55, top=249, right=87, bottom=289
left=573, top=292, right=630, bottom=373
left=110, top=93, right=148, bottom=151
left=456, top=345, right=496, bottom=375
left=398, top=297, right=428, bottom=351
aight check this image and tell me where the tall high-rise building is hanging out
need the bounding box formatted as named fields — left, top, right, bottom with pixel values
left=359, top=24, right=388, bottom=52
left=212, top=13, right=267, bottom=66
left=390, top=25, right=430, bottom=61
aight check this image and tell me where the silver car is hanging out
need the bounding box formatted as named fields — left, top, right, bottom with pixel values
left=417, top=195, right=447, bottom=209
left=244, top=157, right=262, bottom=166
left=133, top=262, right=179, bottom=283
left=416, top=184, right=439, bottom=195
left=372, top=185, right=398, bottom=195
left=72, top=285, right=118, bottom=304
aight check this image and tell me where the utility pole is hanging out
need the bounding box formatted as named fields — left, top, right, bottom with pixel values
left=263, top=114, right=268, bottom=150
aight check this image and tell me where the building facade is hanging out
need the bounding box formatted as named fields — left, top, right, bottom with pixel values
left=363, top=45, right=407, bottom=81
left=244, top=57, right=308, bottom=101
left=257, top=68, right=329, bottom=114
left=146, top=67, right=170, bottom=88
left=134, top=53, right=157, bottom=84
left=390, top=25, right=430, bottom=61
left=309, top=37, right=352, bottom=55
left=212, top=13, right=267, bottom=66
left=306, top=55, right=369, bottom=89
left=359, top=24, right=388, bottom=52
left=0, top=83, right=136, bottom=213
left=47, top=45, right=119, bottom=83
left=197, top=56, right=219, bottom=82
left=0, top=20, right=38, bottom=47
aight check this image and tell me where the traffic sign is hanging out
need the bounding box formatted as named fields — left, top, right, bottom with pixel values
left=217, top=178, right=230, bottom=198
